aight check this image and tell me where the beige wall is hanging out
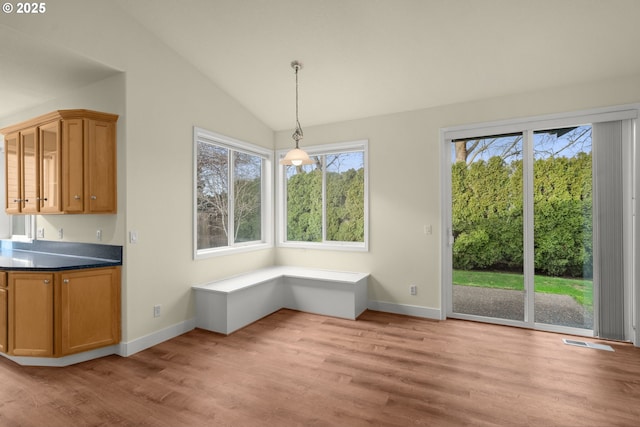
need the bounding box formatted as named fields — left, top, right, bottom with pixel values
left=0, top=73, right=127, bottom=246
left=275, top=73, right=640, bottom=315
left=0, top=0, right=275, bottom=343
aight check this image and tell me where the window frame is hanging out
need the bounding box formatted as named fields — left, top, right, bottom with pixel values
left=276, top=139, right=369, bottom=251
left=11, top=215, right=35, bottom=242
left=193, top=127, right=273, bottom=259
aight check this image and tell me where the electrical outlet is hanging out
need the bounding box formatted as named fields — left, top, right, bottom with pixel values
left=37, top=227, right=45, bottom=239
left=410, top=285, right=418, bottom=296
left=58, top=228, right=63, bottom=239
left=96, top=229, right=102, bottom=241
left=153, top=304, right=161, bottom=318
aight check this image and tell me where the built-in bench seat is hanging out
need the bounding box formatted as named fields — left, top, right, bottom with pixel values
left=192, top=266, right=369, bottom=334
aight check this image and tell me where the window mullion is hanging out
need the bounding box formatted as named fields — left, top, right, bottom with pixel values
left=523, top=130, right=535, bottom=326
left=322, top=155, right=327, bottom=243
left=228, top=149, right=234, bottom=247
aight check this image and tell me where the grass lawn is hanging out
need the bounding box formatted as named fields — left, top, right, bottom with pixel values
left=453, top=269, right=593, bottom=308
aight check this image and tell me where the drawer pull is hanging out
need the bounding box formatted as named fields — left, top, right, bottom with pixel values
left=74, top=195, right=81, bottom=200
left=63, top=279, right=69, bottom=284
left=43, top=279, right=50, bottom=284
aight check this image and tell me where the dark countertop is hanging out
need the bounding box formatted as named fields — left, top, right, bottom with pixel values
left=0, top=240, right=122, bottom=271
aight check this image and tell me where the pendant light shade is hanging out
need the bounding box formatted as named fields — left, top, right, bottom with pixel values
left=280, top=147, right=313, bottom=166
left=280, top=61, right=314, bottom=166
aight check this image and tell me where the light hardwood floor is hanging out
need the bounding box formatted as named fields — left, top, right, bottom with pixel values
left=1, top=309, right=639, bottom=426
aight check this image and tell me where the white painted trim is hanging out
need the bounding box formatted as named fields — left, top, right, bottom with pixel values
left=0, top=345, right=121, bottom=367
left=118, top=318, right=196, bottom=357
left=368, top=300, right=441, bottom=320
left=192, top=126, right=274, bottom=260
left=634, top=118, right=640, bottom=346
left=523, top=129, right=535, bottom=327
left=276, top=139, right=369, bottom=251
left=443, top=104, right=639, bottom=141
left=439, top=128, right=452, bottom=320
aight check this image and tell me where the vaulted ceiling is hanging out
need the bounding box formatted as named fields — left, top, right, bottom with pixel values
left=2, top=0, right=640, bottom=130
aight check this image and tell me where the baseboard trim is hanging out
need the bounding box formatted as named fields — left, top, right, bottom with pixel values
left=0, top=305, right=442, bottom=367
left=0, top=345, right=120, bottom=367
left=367, top=300, right=441, bottom=320
left=118, top=318, right=196, bottom=357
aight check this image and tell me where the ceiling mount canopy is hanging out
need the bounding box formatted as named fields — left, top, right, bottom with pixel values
left=280, top=60, right=314, bottom=166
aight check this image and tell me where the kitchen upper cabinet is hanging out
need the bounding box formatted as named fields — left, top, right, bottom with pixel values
left=20, top=127, right=39, bottom=214
left=63, top=118, right=117, bottom=213
left=8, top=272, right=54, bottom=357
left=39, top=121, right=62, bottom=213
left=5, top=133, right=20, bottom=214
left=0, top=110, right=118, bottom=214
left=62, top=118, right=84, bottom=213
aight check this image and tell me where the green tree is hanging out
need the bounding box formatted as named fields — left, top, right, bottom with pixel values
left=287, top=168, right=322, bottom=241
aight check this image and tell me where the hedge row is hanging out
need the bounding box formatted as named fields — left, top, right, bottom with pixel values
left=452, top=153, right=592, bottom=278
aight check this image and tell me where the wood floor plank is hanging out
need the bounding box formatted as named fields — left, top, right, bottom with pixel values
left=1, top=308, right=640, bottom=426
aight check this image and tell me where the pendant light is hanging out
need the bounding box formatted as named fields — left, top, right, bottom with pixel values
left=280, top=60, right=314, bottom=166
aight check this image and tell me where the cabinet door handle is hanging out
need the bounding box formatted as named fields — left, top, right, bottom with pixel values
left=91, top=195, right=97, bottom=200
left=74, top=195, right=81, bottom=200
left=43, top=279, right=50, bottom=284
left=63, top=279, right=69, bottom=284
left=13, top=199, right=22, bottom=203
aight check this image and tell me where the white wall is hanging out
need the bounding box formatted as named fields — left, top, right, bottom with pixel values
left=275, top=73, right=640, bottom=317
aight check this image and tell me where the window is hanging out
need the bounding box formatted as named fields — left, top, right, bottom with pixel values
left=194, top=127, right=272, bottom=258
left=11, top=215, right=34, bottom=241
left=277, top=140, right=368, bottom=250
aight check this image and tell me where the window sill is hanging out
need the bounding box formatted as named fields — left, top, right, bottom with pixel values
left=194, top=242, right=273, bottom=260
left=277, top=241, right=368, bottom=252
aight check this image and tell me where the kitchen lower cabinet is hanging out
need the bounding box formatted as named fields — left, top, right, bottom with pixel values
left=3, top=267, right=120, bottom=358
left=59, top=268, right=120, bottom=355
left=0, top=273, right=7, bottom=353
left=8, top=272, right=54, bottom=356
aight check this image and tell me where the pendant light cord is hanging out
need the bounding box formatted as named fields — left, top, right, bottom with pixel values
left=292, top=62, right=303, bottom=148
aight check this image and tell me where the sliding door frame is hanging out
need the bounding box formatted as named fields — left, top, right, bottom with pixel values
left=440, top=105, right=639, bottom=342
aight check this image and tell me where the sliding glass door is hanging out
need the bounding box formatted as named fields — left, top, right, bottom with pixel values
left=451, top=134, right=524, bottom=324
left=449, top=125, right=595, bottom=334
left=533, top=127, right=593, bottom=331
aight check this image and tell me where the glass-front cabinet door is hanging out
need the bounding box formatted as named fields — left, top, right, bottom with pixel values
left=39, top=121, right=62, bottom=213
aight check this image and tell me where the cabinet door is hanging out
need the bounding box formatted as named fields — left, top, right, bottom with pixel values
left=0, top=287, right=7, bottom=353
left=60, top=267, right=120, bottom=355
left=85, top=119, right=116, bottom=213
left=39, top=121, right=62, bottom=213
left=4, top=133, right=21, bottom=214
left=8, top=273, right=54, bottom=356
left=20, top=127, right=39, bottom=213
left=0, top=272, right=6, bottom=353
left=61, top=118, right=84, bottom=213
